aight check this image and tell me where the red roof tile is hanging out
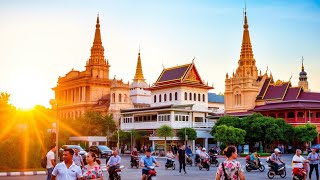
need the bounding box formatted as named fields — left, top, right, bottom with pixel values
left=254, top=101, right=320, bottom=111
left=263, top=82, right=290, bottom=100
left=298, top=92, right=320, bottom=101
left=283, top=87, right=301, bottom=101
left=157, top=64, right=190, bottom=83
left=257, top=78, right=271, bottom=99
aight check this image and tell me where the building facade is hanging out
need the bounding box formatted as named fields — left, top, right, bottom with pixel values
left=52, top=16, right=133, bottom=124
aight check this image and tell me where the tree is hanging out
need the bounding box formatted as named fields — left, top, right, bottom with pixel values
left=177, top=127, right=197, bottom=142
left=213, top=125, right=246, bottom=145
left=211, top=115, right=241, bottom=134
left=157, top=125, right=173, bottom=155
left=294, top=123, right=318, bottom=144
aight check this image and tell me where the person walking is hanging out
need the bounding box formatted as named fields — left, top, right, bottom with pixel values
left=82, top=152, right=103, bottom=180
left=215, top=145, right=245, bottom=180
left=51, top=148, right=83, bottom=180
left=46, top=145, right=56, bottom=180
left=177, top=145, right=187, bottom=174
left=307, top=148, right=319, bottom=180
left=73, top=148, right=84, bottom=168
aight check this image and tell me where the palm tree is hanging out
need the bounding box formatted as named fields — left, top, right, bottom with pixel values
left=157, top=125, right=173, bottom=155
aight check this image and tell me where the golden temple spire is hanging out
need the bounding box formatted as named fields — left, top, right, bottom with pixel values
left=133, top=48, right=145, bottom=80
left=301, top=56, right=304, bottom=72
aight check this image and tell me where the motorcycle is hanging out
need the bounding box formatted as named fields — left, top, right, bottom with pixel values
left=186, top=154, right=193, bottom=166
left=195, top=154, right=200, bottom=166
left=165, top=158, right=175, bottom=170
left=245, top=158, right=265, bottom=172
left=292, top=162, right=308, bottom=180
left=199, top=158, right=210, bottom=171
left=146, top=165, right=157, bottom=180
left=266, top=160, right=286, bottom=179
left=209, top=153, right=219, bottom=167
left=110, top=165, right=125, bottom=180
left=131, top=155, right=139, bottom=168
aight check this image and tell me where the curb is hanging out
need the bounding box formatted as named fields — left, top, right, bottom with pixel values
left=0, top=171, right=47, bottom=176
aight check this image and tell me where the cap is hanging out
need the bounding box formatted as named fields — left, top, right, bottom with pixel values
left=202, top=148, right=206, bottom=151
left=274, top=148, right=280, bottom=153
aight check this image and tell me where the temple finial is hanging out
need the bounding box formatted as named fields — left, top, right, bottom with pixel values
left=134, top=47, right=144, bottom=80
left=192, top=56, right=195, bottom=63
left=302, top=56, right=304, bottom=71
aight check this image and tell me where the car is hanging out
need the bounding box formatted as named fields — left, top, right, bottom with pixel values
left=89, top=145, right=113, bottom=158
left=59, top=145, right=87, bottom=163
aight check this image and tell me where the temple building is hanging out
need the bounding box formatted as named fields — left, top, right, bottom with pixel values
left=121, top=62, right=215, bottom=152
left=219, top=10, right=320, bottom=143
left=52, top=16, right=133, bottom=125
left=129, top=50, right=151, bottom=108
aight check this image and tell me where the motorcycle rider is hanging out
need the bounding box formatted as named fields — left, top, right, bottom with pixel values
left=107, top=150, right=121, bottom=180
left=140, top=149, right=159, bottom=180
left=209, top=146, right=217, bottom=155
left=195, top=146, right=201, bottom=165
left=166, top=149, right=175, bottom=165
left=292, top=149, right=308, bottom=180
left=270, top=148, right=285, bottom=172
left=200, top=148, right=210, bottom=167
left=186, top=145, right=193, bottom=156
left=131, top=147, right=139, bottom=164
left=250, top=151, right=259, bottom=168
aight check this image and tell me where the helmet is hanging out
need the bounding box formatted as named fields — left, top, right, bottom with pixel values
left=202, top=148, right=206, bottom=151
left=274, top=148, right=280, bottom=153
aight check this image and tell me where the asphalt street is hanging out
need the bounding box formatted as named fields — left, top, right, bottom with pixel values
left=0, top=154, right=319, bottom=180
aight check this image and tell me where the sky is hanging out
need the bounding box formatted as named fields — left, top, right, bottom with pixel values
left=0, top=0, right=320, bottom=108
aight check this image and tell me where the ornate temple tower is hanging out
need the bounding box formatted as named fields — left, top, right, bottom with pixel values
left=298, top=57, right=309, bottom=91
left=129, top=49, right=151, bottom=107
left=225, top=10, right=263, bottom=113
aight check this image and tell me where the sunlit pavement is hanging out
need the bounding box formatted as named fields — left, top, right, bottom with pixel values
left=1, top=154, right=319, bottom=180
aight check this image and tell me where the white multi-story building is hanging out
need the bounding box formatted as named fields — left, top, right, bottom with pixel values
left=121, top=62, right=215, bottom=152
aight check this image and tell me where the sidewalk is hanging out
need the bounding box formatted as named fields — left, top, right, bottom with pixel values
left=0, top=171, right=46, bottom=177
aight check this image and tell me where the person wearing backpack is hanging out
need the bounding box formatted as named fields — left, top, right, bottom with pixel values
left=215, top=145, right=245, bottom=180
left=46, top=145, right=57, bottom=180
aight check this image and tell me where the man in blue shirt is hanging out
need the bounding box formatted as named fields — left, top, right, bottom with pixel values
left=107, top=150, right=121, bottom=180
left=140, top=149, right=159, bottom=180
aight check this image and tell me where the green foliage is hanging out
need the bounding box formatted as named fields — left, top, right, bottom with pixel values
left=157, top=125, right=174, bottom=138
left=294, top=123, right=318, bottom=143
left=177, top=128, right=197, bottom=140
left=213, top=125, right=246, bottom=145
left=211, top=115, right=241, bottom=134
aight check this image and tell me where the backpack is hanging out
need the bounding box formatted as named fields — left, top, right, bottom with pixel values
left=40, top=155, right=47, bottom=168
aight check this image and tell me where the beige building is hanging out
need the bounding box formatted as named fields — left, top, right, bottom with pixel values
left=52, top=16, right=133, bottom=124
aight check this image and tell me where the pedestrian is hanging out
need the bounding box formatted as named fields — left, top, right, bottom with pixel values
left=307, top=148, right=319, bottom=180
left=73, top=148, right=84, bottom=168
left=216, top=146, right=221, bottom=155
left=216, top=145, right=245, bottom=180
left=51, top=148, right=83, bottom=180
left=177, top=145, right=187, bottom=174
left=83, top=152, right=103, bottom=180
left=238, top=145, right=242, bottom=155
left=106, top=149, right=121, bottom=180
left=46, top=145, right=56, bottom=180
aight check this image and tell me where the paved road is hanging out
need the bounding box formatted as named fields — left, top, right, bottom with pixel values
left=1, top=154, right=319, bottom=180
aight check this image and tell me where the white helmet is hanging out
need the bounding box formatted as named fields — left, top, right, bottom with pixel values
left=202, top=148, right=206, bottom=151
left=274, top=148, right=280, bottom=153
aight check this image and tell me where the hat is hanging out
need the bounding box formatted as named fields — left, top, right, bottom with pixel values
left=274, top=148, right=280, bottom=152
left=202, top=148, right=206, bottom=151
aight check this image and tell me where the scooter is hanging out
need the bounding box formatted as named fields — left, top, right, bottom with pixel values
left=195, top=154, right=200, bottom=166
left=209, top=153, right=219, bottom=167
left=131, top=155, right=139, bottom=168
left=245, top=158, right=265, bottom=172
left=165, top=158, right=175, bottom=170
left=292, top=162, right=308, bottom=180
left=110, top=165, right=125, bottom=180
left=199, top=158, right=210, bottom=171
left=147, top=165, right=157, bottom=180
left=267, top=160, right=286, bottom=179
left=186, top=154, right=193, bottom=166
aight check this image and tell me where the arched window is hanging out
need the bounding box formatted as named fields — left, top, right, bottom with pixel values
left=169, top=93, right=172, bottom=101
left=164, top=94, right=167, bottom=101
left=278, top=113, right=285, bottom=119
left=124, top=94, right=128, bottom=102
left=269, top=113, right=276, bottom=118
left=287, top=112, right=295, bottom=118
left=202, top=94, right=205, bottom=102
left=175, top=92, right=178, bottom=100
left=297, top=112, right=304, bottom=118
left=119, top=94, right=122, bottom=102
left=112, top=93, right=115, bottom=103
left=316, top=112, right=320, bottom=118
left=189, top=93, right=192, bottom=100
left=184, top=92, right=187, bottom=100
left=159, top=94, right=162, bottom=102
left=154, top=95, right=157, bottom=103
left=194, top=93, right=196, bottom=101
left=198, top=94, right=200, bottom=101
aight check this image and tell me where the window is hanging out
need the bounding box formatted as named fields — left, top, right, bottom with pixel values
left=278, top=113, right=285, bottom=118
left=112, top=93, right=115, bottom=103
left=124, top=94, right=128, bottom=102
left=198, top=94, right=200, bottom=101
left=195, top=117, right=203, bottom=122
left=316, top=112, right=320, bottom=118
left=194, top=93, right=196, bottom=101
left=202, top=94, right=205, bottom=102
left=189, top=93, right=192, bottom=100
left=184, top=92, right=187, bottom=100
left=164, top=94, right=167, bottom=101
left=159, top=94, right=162, bottom=102
left=297, top=112, right=304, bottom=118
left=123, top=117, right=132, bottom=123
left=287, top=112, right=295, bottom=118
left=174, top=114, right=190, bottom=122
left=119, top=94, right=122, bottom=102
left=169, top=93, right=172, bottom=101
left=154, top=95, right=157, bottom=103
left=175, top=92, right=178, bottom=100
left=158, top=114, right=171, bottom=121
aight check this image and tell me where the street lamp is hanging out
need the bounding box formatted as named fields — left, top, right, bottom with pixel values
left=49, top=99, right=59, bottom=163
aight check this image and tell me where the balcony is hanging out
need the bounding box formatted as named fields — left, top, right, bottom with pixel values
left=193, top=121, right=215, bottom=129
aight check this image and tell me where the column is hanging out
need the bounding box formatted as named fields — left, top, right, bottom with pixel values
left=192, top=140, right=195, bottom=153
left=204, top=138, right=208, bottom=151
left=152, top=140, right=155, bottom=152
left=82, top=86, right=86, bottom=101
left=78, top=87, right=81, bottom=102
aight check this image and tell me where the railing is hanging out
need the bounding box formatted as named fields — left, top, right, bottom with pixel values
left=193, top=121, right=215, bottom=129
left=121, top=121, right=171, bottom=130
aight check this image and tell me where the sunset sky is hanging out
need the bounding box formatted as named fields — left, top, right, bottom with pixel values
left=0, top=0, right=319, bottom=108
